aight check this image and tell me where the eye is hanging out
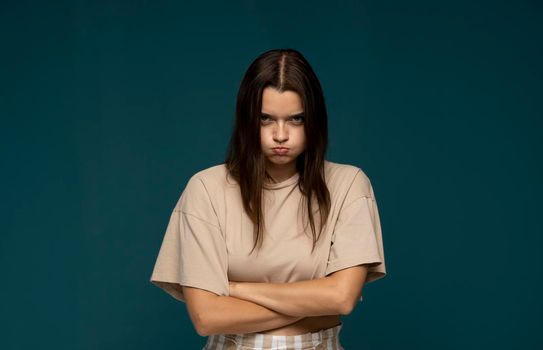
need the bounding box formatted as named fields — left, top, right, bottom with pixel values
left=260, top=115, right=271, bottom=122
left=291, top=115, right=304, bottom=123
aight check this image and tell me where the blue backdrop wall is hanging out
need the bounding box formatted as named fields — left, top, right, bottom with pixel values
left=2, top=0, right=542, bottom=349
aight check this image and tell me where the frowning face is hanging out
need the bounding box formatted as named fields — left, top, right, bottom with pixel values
left=260, top=87, right=306, bottom=172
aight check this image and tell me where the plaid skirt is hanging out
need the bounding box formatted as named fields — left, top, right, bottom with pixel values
left=202, top=322, right=344, bottom=350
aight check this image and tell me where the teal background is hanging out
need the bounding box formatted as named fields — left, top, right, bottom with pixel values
left=1, top=0, right=542, bottom=349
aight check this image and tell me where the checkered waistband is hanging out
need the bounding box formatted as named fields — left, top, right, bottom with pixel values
left=203, top=323, right=344, bottom=350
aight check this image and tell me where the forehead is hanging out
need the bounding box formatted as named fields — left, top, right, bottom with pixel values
left=261, top=87, right=303, bottom=115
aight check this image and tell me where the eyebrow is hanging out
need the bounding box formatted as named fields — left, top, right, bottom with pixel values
left=261, top=112, right=305, bottom=118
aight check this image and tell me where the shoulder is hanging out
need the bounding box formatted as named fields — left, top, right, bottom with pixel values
left=324, top=159, right=362, bottom=178
left=324, top=159, right=373, bottom=198
left=185, top=163, right=234, bottom=189
left=190, top=163, right=229, bottom=185
left=176, top=163, right=229, bottom=211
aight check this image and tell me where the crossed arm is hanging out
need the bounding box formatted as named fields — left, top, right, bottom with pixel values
left=183, top=265, right=369, bottom=336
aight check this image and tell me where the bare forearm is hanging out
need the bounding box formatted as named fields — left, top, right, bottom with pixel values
left=202, top=295, right=304, bottom=336
left=230, top=277, right=342, bottom=317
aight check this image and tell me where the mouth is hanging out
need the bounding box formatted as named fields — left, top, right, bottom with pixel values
left=272, top=147, right=289, bottom=154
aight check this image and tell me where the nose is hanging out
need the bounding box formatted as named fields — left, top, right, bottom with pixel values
left=273, top=123, right=289, bottom=143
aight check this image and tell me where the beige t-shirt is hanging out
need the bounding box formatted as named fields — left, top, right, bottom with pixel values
left=150, top=159, right=386, bottom=303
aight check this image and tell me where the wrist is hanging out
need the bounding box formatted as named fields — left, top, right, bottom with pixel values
left=228, top=281, right=237, bottom=297
left=229, top=281, right=244, bottom=298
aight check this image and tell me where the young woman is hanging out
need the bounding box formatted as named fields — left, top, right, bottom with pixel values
left=150, top=48, right=387, bottom=350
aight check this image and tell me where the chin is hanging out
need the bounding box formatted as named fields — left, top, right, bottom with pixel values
left=266, top=154, right=299, bottom=164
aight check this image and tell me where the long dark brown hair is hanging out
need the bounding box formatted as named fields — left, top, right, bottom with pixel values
left=224, top=48, right=330, bottom=255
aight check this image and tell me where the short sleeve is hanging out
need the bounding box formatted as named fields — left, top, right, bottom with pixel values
left=325, top=169, right=386, bottom=289
left=149, top=176, right=230, bottom=303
